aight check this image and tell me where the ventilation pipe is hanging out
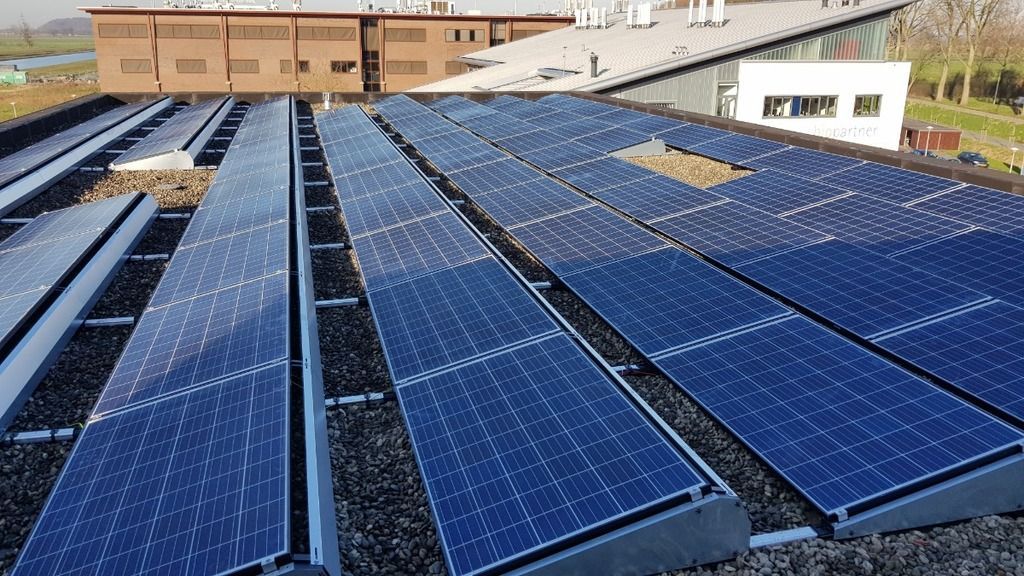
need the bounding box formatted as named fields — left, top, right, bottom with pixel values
left=590, top=52, right=599, bottom=77
left=688, top=0, right=693, bottom=26
left=626, top=3, right=634, bottom=27
left=697, top=0, right=706, bottom=24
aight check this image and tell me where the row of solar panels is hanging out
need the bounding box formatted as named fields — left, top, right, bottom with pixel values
left=372, top=94, right=1024, bottom=542
left=320, top=105, right=750, bottom=576
left=109, top=95, right=235, bottom=171
left=10, top=97, right=334, bottom=576
left=0, top=193, right=158, bottom=432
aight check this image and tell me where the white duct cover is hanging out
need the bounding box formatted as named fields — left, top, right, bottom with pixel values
left=626, top=3, right=633, bottom=27
left=688, top=0, right=693, bottom=25
left=698, top=0, right=706, bottom=23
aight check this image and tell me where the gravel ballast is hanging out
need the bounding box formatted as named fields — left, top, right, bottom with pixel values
left=626, top=150, right=753, bottom=188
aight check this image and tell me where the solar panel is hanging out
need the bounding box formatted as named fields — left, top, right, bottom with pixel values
left=622, top=114, right=685, bottom=137
left=561, top=246, right=789, bottom=356
left=0, top=193, right=137, bottom=250
left=658, top=124, right=731, bottom=150
left=470, top=179, right=590, bottom=228
left=414, top=131, right=490, bottom=155
left=446, top=159, right=546, bottom=197
left=177, top=189, right=289, bottom=249
left=592, top=107, right=652, bottom=126
left=894, top=229, right=1024, bottom=309
left=398, top=334, right=706, bottom=576
left=93, top=272, right=290, bottom=415
left=322, top=142, right=405, bottom=174
left=818, top=162, right=961, bottom=205
left=342, top=182, right=449, bottom=238
left=651, top=200, right=828, bottom=267
left=783, top=193, right=971, bottom=257
left=425, top=145, right=508, bottom=174
left=460, top=116, right=540, bottom=141
left=736, top=239, right=989, bottom=338
left=111, top=96, right=228, bottom=166
left=595, top=174, right=725, bottom=221
left=493, top=130, right=564, bottom=154
left=707, top=170, right=849, bottom=216
left=352, top=212, right=490, bottom=292
left=743, top=147, right=864, bottom=180
left=654, top=315, right=1024, bottom=514
left=369, top=258, right=559, bottom=382
left=909, top=185, right=1024, bottom=237
left=0, top=288, right=48, bottom=348
left=552, top=158, right=655, bottom=193
left=574, top=128, right=651, bottom=154
left=519, top=143, right=604, bottom=171
left=874, top=301, right=1024, bottom=421
left=0, top=228, right=106, bottom=298
left=333, top=163, right=425, bottom=201
left=510, top=205, right=666, bottom=276
left=542, top=117, right=613, bottom=139
left=12, top=363, right=289, bottom=576
left=688, top=134, right=789, bottom=165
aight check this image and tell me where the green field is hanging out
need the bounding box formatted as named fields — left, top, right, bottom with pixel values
left=909, top=56, right=1024, bottom=112
left=27, top=59, right=97, bottom=77
left=0, top=36, right=94, bottom=59
left=905, top=101, right=1024, bottom=142
left=0, top=83, right=100, bottom=123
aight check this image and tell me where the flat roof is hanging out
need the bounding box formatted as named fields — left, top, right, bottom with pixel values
left=78, top=6, right=573, bottom=21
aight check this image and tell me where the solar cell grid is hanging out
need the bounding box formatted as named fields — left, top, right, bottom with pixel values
left=658, top=124, right=731, bottom=149
left=909, top=185, right=1024, bottom=237
left=743, top=146, right=864, bottom=180
left=342, top=182, right=449, bottom=237
left=591, top=108, right=651, bottom=125
left=177, top=190, right=289, bottom=249
left=783, top=193, right=971, bottom=256
left=622, top=114, right=685, bottom=137
left=0, top=193, right=136, bottom=250
left=510, top=205, right=666, bottom=276
left=202, top=170, right=290, bottom=208
left=493, top=131, right=563, bottom=154
left=655, top=315, right=1024, bottom=514
left=688, top=134, right=789, bottom=165
left=0, top=229, right=105, bottom=298
left=445, top=160, right=546, bottom=197
left=562, top=246, right=788, bottom=356
left=818, top=162, right=961, bottom=204
left=465, top=117, right=543, bottom=141
left=707, top=170, right=849, bottom=216
left=736, top=239, right=989, bottom=338
left=334, top=163, right=424, bottom=201
left=595, top=174, right=725, bottom=221
left=399, top=334, right=704, bottom=576
left=470, top=179, right=590, bottom=228
left=544, top=118, right=615, bottom=139
left=323, top=142, right=405, bottom=174
left=574, top=128, right=651, bottom=154
left=0, top=289, right=48, bottom=348
left=412, top=131, right=483, bottom=155
left=112, top=97, right=227, bottom=165
left=552, top=157, right=655, bottom=193
left=369, top=258, right=559, bottom=383
left=519, top=144, right=604, bottom=171
left=426, top=146, right=508, bottom=174
left=442, top=104, right=500, bottom=123
left=651, top=200, right=829, bottom=267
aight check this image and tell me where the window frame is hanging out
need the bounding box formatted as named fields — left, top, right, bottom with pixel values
left=853, top=94, right=882, bottom=117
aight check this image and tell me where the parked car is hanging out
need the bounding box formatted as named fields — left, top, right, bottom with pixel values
left=957, top=151, right=989, bottom=167
left=912, top=149, right=939, bottom=158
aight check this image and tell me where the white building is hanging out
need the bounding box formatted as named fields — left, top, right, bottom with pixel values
left=414, top=0, right=914, bottom=150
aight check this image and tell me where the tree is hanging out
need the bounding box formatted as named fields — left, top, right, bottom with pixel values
left=18, top=14, right=33, bottom=48
left=955, top=0, right=1005, bottom=105
left=888, top=1, right=929, bottom=61
left=929, top=0, right=964, bottom=101
left=981, top=0, right=1023, bottom=104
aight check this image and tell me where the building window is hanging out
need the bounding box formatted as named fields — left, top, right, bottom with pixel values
left=156, top=24, right=219, bottom=38
left=510, top=29, right=543, bottom=41
left=445, top=29, right=483, bottom=42
left=229, top=59, right=260, bottom=74
left=386, top=60, right=427, bottom=74
left=490, top=21, right=506, bottom=46
left=331, top=60, right=358, bottom=73
left=763, top=95, right=838, bottom=118
left=445, top=61, right=469, bottom=75
left=384, top=28, right=426, bottom=42
left=296, top=26, right=357, bottom=40
left=854, top=94, right=881, bottom=117
left=280, top=59, right=292, bottom=74
left=298, top=60, right=310, bottom=73
left=120, top=59, right=152, bottom=73
left=176, top=59, right=207, bottom=73
left=99, top=24, right=149, bottom=38
left=227, top=25, right=289, bottom=39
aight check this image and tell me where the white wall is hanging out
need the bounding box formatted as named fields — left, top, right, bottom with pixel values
left=735, top=61, right=911, bottom=150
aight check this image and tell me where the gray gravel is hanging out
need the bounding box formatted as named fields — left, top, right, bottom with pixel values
left=0, top=442, right=72, bottom=571
left=317, top=307, right=390, bottom=398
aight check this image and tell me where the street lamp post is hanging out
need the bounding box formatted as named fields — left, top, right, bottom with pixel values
left=924, top=125, right=934, bottom=156
left=1011, top=147, right=1020, bottom=175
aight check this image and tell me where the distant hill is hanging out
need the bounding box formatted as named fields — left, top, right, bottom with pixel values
left=36, top=18, right=92, bottom=36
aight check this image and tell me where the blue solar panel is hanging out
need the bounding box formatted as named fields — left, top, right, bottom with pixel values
left=201, top=167, right=290, bottom=208
left=552, top=158, right=655, bottom=193
left=352, top=212, right=490, bottom=291
left=542, top=117, right=613, bottom=139
left=511, top=205, right=666, bottom=276
left=322, top=142, right=404, bottom=174
left=426, top=145, right=508, bottom=174
left=519, top=144, right=603, bottom=171
left=574, top=128, right=651, bottom=154
left=784, top=193, right=972, bottom=256
left=341, top=182, right=448, bottom=237
left=0, top=229, right=105, bottom=298
left=707, top=170, right=849, bottom=216
left=909, top=185, right=1024, bottom=237
left=177, top=190, right=289, bottom=249
left=819, top=163, right=961, bottom=205
left=11, top=363, right=289, bottom=576
left=404, top=132, right=478, bottom=155
left=595, top=174, right=726, bottom=221
left=334, top=163, right=423, bottom=201
left=874, top=301, right=1024, bottom=421
left=651, top=200, right=828, bottom=267
left=93, top=272, right=289, bottom=415
left=561, top=246, right=789, bottom=356
left=0, top=289, right=48, bottom=348
left=462, top=117, right=541, bottom=141
left=894, top=229, right=1024, bottom=309
left=369, top=258, right=559, bottom=383
left=148, top=222, right=289, bottom=308
left=658, top=124, right=731, bottom=149
left=592, top=108, right=652, bottom=125
left=622, top=115, right=685, bottom=138
left=743, top=147, right=864, bottom=179
left=688, top=134, right=789, bottom=165
left=470, top=179, right=590, bottom=228
left=446, top=159, right=546, bottom=197
left=654, top=315, right=1024, bottom=514
left=399, top=334, right=705, bottom=576
left=0, top=193, right=137, bottom=250
left=736, top=239, right=989, bottom=338
left=495, top=131, right=564, bottom=154
left=112, top=97, right=227, bottom=166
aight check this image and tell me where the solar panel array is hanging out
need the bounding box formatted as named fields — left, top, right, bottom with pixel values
left=111, top=96, right=230, bottom=166
left=385, top=94, right=1024, bottom=519
left=0, top=99, right=164, bottom=188
left=322, top=103, right=718, bottom=576
left=11, top=97, right=295, bottom=576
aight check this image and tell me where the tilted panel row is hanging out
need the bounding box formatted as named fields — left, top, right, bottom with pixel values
left=110, top=95, right=233, bottom=169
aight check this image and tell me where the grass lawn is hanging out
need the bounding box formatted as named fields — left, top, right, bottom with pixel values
left=0, top=37, right=94, bottom=59
left=27, top=59, right=97, bottom=78
left=0, top=83, right=100, bottom=123
left=905, top=101, right=1024, bottom=142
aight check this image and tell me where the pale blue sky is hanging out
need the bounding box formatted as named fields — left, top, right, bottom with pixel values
left=6, top=0, right=564, bottom=27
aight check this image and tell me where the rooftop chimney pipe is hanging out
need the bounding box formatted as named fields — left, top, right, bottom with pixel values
left=590, top=52, right=598, bottom=77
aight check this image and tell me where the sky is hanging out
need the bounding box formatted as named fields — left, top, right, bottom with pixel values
left=5, top=0, right=565, bottom=27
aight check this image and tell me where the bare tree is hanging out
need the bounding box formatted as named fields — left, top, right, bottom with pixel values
left=889, top=1, right=929, bottom=61
left=955, top=0, right=1005, bottom=105
left=18, top=14, right=33, bottom=48
left=981, top=0, right=1023, bottom=104
left=929, top=0, right=964, bottom=101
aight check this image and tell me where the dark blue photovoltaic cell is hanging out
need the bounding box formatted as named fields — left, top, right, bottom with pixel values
left=148, top=222, right=289, bottom=308
left=595, top=175, right=725, bottom=221
left=200, top=168, right=290, bottom=208
left=655, top=315, right=1024, bottom=514
left=744, top=147, right=864, bottom=180
left=894, top=230, right=1024, bottom=308
left=0, top=193, right=137, bottom=250
left=875, top=301, right=1024, bottom=420
left=910, top=185, right=1024, bottom=237
left=11, top=364, right=289, bottom=576
left=0, top=229, right=105, bottom=298
left=707, top=170, right=849, bottom=216
left=0, top=289, right=48, bottom=348
left=369, top=258, right=558, bottom=382
left=552, top=158, right=655, bottom=193
left=495, top=131, right=564, bottom=154
left=573, top=128, right=650, bottom=154
left=561, top=247, right=788, bottom=356
left=658, top=124, right=731, bottom=149
left=688, top=134, right=789, bottom=165
left=652, top=201, right=828, bottom=267
left=341, top=183, right=448, bottom=237
left=470, top=179, right=590, bottom=228
left=177, top=190, right=289, bottom=248
left=520, top=144, right=603, bottom=171
left=334, top=165, right=424, bottom=201
left=736, top=240, right=989, bottom=338
left=426, top=146, right=508, bottom=173
left=819, top=162, right=961, bottom=204
left=446, top=160, right=545, bottom=197
left=399, top=335, right=704, bottom=576
left=784, top=193, right=971, bottom=256
left=93, top=273, right=289, bottom=415
left=511, top=205, right=666, bottom=276
left=623, top=114, right=685, bottom=137
left=593, top=108, right=651, bottom=126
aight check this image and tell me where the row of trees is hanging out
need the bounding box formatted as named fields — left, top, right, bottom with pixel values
left=889, top=0, right=1024, bottom=104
